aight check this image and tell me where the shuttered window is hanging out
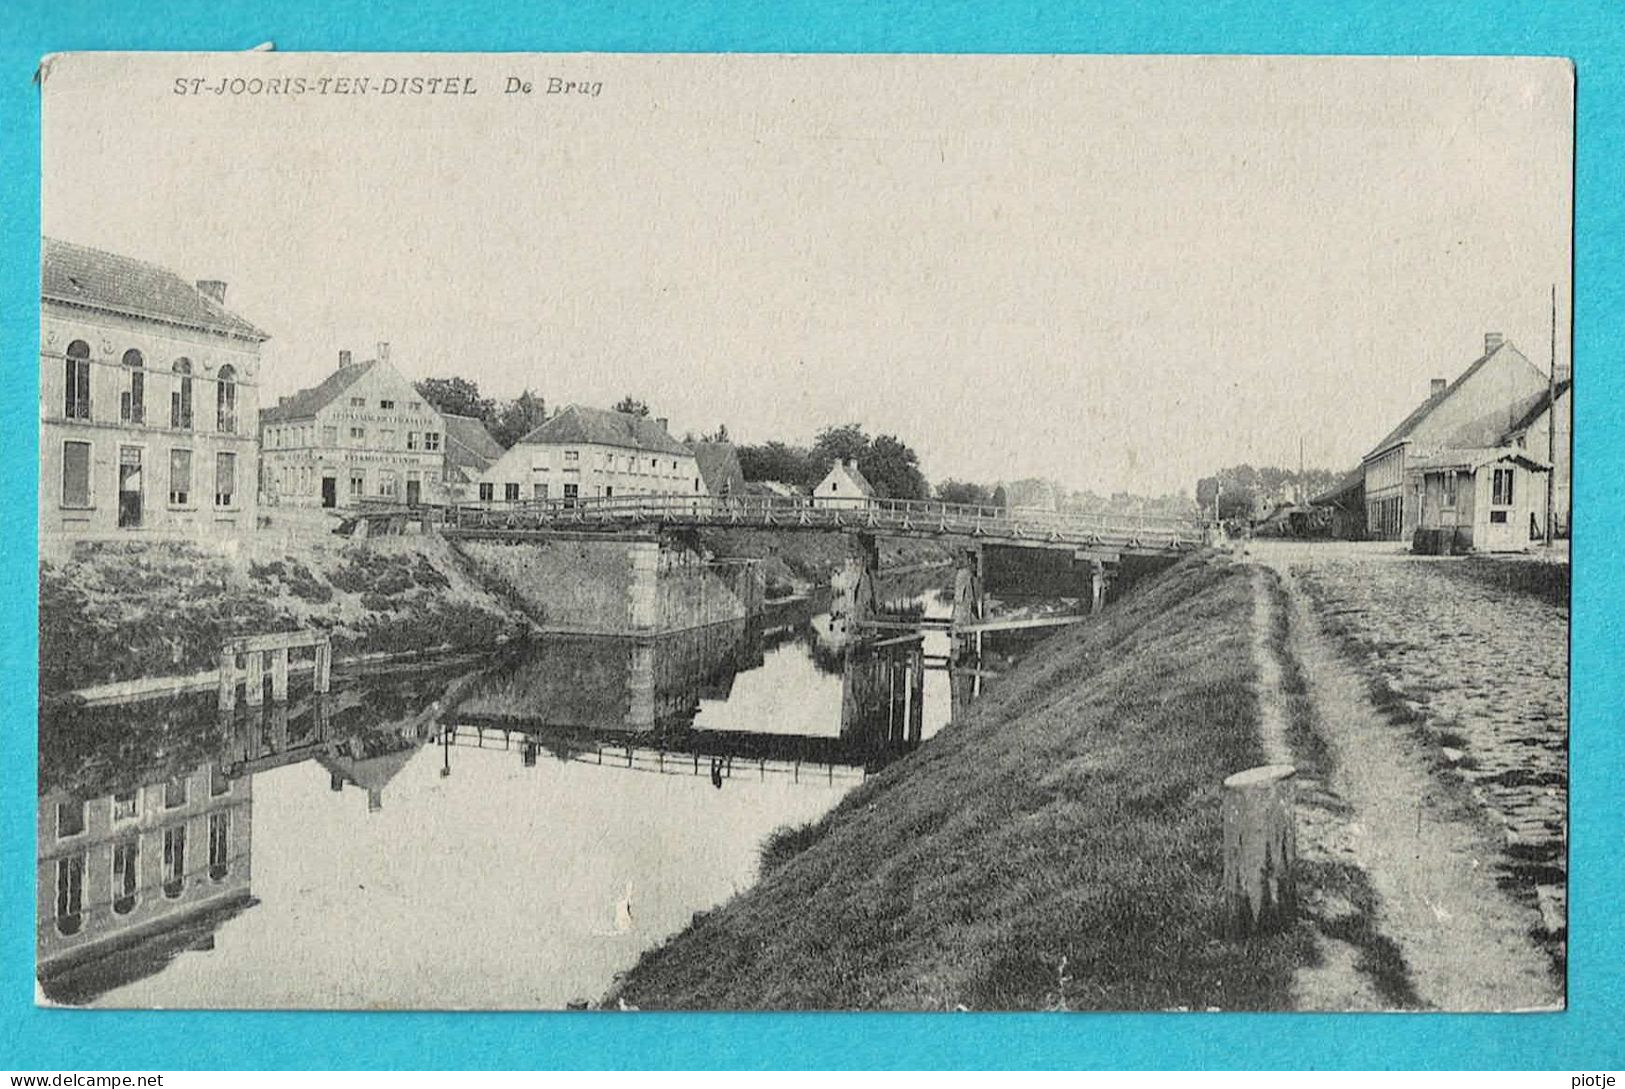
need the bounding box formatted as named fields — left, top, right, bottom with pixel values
left=215, top=452, right=236, bottom=507
left=170, top=448, right=192, bottom=505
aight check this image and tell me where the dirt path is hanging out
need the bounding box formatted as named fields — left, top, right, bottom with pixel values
left=1249, top=557, right=1560, bottom=1011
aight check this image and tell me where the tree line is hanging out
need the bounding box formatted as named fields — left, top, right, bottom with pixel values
left=1194, top=464, right=1344, bottom=521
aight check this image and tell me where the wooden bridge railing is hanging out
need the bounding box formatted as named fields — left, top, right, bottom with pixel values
left=354, top=493, right=1206, bottom=550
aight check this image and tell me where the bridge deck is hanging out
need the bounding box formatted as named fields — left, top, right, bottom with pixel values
left=358, top=495, right=1205, bottom=555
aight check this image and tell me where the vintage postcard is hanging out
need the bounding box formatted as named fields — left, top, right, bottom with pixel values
left=35, top=51, right=1571, bottom=1011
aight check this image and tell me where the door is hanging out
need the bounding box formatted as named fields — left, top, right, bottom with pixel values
left=321, top=476, right=338, bottom=509
left=117, top=446, right=143, bottom=528
left=406, top=478, right=421, bottom=506
left=1485, top=467, right=1517, bottom=551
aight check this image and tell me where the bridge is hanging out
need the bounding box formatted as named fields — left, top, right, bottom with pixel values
left=352, top=494, right=1206, bottom=557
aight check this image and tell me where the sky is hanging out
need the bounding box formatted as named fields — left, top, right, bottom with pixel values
left=41, top=52, right=1572, bottom=496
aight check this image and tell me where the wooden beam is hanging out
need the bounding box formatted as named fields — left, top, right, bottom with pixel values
left=954, top=615, right=1090, bottom=635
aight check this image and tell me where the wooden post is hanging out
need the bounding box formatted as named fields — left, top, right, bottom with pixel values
left=1222, top=764, right=1298, bottom=938
left=907, top=647, right=925, bottom=743
left=313, top=639, right=332, bottom=694
left=217, top=648, right=237, bottom=711
left=244, top=649, right=265, bottom=707
left=269, top=647, right=290, bottom=702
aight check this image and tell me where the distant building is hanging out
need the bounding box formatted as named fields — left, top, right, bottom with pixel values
left=476, top=405, right=701, bottom=505
left=441, top=413, right=505, bottom=503
left=747, top=480, right=803, bottom=500
left=689, top=440, right=747, bottom=499
left=40, top=238, right=269, bottom=537
left=1309, top=467, right=1367, bottom=540
left=259, top=344, right=447, bottom=509
left=813, top=459, right=876, bottom=508
left=1360, top=333, right=1553, bottom=541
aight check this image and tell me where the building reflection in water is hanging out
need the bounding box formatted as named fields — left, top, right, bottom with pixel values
left=34, top=658, right=465, bottom=1005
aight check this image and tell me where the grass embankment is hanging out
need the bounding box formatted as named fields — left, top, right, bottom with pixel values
left=610, top=553, right=1306, bottom=1010
left=39, top=536, right=521, bottom=696
left=692, top=529, right=951, bottom=598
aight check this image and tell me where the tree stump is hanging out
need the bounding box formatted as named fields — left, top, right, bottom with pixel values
left=1222, top=764, right=1297, bottom=938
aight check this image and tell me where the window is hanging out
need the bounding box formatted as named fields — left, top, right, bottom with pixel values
left=322, top=425, right=338, bottom=446
left=165, top=776, right=188, bottom=809
left=349, top=471, right=365, bottom=498
left=380, top=429, right=396, bottom=448
left=1490, top=509, right=1509, bottom=524
left=604, top=486, right=613, bottom=498
left=409, top=400, right=421, bottom=411
left=1443, top=471, right=1458, bottom=508
left=563, top=450, right=579, bottom=464
left=120, top=349, right=145, bottom=424
left=61, top=440, right=92, bottom=508
left=55, top=855, right=84, bottom=934
left=504, top=482, right=520, bottom=502
left=350, top=426, right=366, bottom=444
left=56, top=799, right=85, bottom=839
left=1492, top=468, right=1514, bottom=506
left=377, top=471, right=397, bottom=498
left=208, top=812, right=230, bottom=880
left=63, top=340, right=91, bottom=419
left=350, top=397, right=366, bottom=407
left=215, top=452, right=237, bottom=507
left=169, top=448, right=192, bottom=505
left=210, top=765, right=231, bottom=797
left=216, top=365, right=237, bottom=433
left=407, top=431, right=420, bottom=451
left=112, top=839, right=139, bottom=914
left=424, top=431, right=441, bottom=452
left=113, top=789, right=138, bottom=822
left=380, top=399, right=395, bottom=410
left=563, top=483, right=579, bottom=505
left=162, top=826, right=185, bottom=898
left=478, top=482, right=494, bottom=502
left=533, top=483, right=548, bottom=500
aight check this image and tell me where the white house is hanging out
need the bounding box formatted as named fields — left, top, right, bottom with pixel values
left=476, top=405, right=701, bottom=505
left=813, top=459, right=876, bottom=509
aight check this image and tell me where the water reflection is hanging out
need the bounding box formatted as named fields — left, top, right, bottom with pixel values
left=37, top=573, right=987, bottom=1008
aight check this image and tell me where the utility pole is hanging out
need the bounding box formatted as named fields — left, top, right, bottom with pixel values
left=1547, top=283, right=1557, bottom=548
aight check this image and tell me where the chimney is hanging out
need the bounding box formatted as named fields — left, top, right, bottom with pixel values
left=376, top=341, right=391, bottom=364
left=279, top=395, right=291, bottom=408
left=338, top=349, right=353, bottom=369
left=195, top=279, right=227, bottom=304
left=655, top=416, right=669, bottom=433
left=1485, top=332, right=1504, bottom=354
left=1430, top=378, right=1448, bottom=398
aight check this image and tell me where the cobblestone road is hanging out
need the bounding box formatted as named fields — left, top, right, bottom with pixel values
left=1289, top=554, right=1569, bottom=935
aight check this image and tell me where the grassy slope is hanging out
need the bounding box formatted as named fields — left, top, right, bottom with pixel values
left=39, top=536, right=519, bottom=695
left=612, top=553, right=1304, bottom=1010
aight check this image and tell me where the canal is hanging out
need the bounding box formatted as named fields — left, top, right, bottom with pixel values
left=37, top=570, right=1056, bottom=1009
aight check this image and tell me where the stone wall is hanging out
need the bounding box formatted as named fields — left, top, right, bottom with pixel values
left=455, top=534, right=763, bottom=635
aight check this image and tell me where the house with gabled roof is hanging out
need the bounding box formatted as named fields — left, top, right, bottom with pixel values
left=40, top=237, right=270, bottom=537
left=813, top=459, right=876, bottom=509
left=1360, top=333, right=1551, bottom=541
left=476, top=404, right=702, bottom=505
left=441, top=413, right=505, bottom=502
left=688, top=440, right=747, bottom=499
left=259, top=343, right=448, bottom=510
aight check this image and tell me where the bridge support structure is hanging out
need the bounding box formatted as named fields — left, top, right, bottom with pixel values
left=948, top=545, right=986, bottom=664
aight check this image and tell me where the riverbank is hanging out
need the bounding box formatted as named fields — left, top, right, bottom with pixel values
left=39, top=536, right=522, bottom=698
left=608, top=552, right=1306, bottom=1010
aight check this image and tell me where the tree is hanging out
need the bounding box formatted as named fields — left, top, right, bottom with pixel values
left=863, top=433, right=928, bottom=500
left=614, top=396, right=651, bottom=417
left=415, top=377, right=493, bottom=422
left=701, top=423, right=731, bottom=443
left=489, top=390, right=548, bottom=448
left=812, top=423, right=869, bottom=467
left=737, top=440, right=819, bottom=487
left=936, top=479, right=995, bottom=506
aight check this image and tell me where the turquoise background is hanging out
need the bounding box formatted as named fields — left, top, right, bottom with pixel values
left=2, top=0, right=1620, bottom=1070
